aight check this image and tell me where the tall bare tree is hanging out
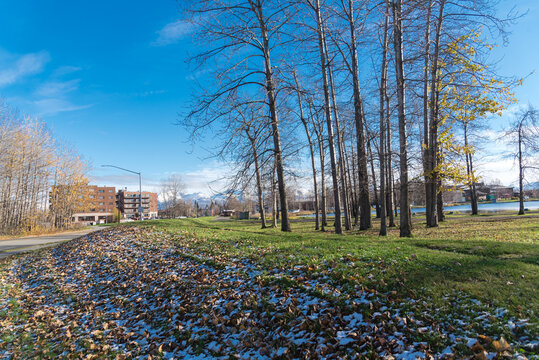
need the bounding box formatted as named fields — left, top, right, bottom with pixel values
left=390, top=0, right=412, bottom=237
left=183, top=0, right=293, bottom=231
left=338, top=0, right=372, bottom=230
left=505, top=106, right=538, bottom=215
left=378, top=0, right=390, bottom=236
left=293, top=72, right=321, bottom=230
left=160, top=174, right=187, bottom=218
left=305, top=0, right=343, bottom=234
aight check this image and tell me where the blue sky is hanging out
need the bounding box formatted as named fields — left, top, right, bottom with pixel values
left=0, top=0, right=537, bottom=194
left=0, top=0, right=212, bottom=193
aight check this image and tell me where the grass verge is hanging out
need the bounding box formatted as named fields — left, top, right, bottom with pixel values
left=133, top=213, right=539, bottom=316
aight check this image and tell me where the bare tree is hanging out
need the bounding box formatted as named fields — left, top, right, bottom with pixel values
left=505, top=105, right=538, bottom=215
left=378, top=0, right=390, bottom=235
left=342, top=0, right=372, bottom=231
left=303, top=0, right=343, bottom=234
left=161, top=174, right=185, bottom=207
left=293, top=72, right=321, bottom=230
left=309, top=98, right=329, bottom=230
left=160, top=174, right=186, bottom=218
left=183, top=0, right=293, bottom=231
left=326, top=41, right=351, bottom=231
left=390, top=0, right=412, bottom=237
left=0, top=101, right=88, bottom=234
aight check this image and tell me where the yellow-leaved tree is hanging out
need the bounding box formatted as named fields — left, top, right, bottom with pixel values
left=434, top=31, right=516, bottom=216
left=0, top=100, right=89, bottom=235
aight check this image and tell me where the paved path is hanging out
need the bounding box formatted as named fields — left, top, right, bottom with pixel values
left=0, top=227, right=105, bottom=259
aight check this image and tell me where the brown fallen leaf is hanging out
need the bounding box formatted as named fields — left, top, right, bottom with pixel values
left=492, top=337, right=511, bottom=353
left=471, top=342, right=485, bottom=353
left=477, top=334, right=492, bottom=344
left=473, top=350, right=488, bottom=360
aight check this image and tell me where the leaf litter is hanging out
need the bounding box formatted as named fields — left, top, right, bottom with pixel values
left=0, top=227, right=537, bottom=359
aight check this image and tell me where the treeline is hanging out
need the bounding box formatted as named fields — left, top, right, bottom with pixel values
left=0, top=101, right=88, bottom=235
left=181, top=0, right=520, bottom=236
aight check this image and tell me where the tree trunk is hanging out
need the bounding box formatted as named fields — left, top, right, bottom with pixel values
left=296, top=74, right=320, bottom=230
left=350, top=150, right=360, bottom=226
left=326, top=46, right=351, bottom=230
left=347, top=0, right=371, bottom=230
left=271, top=160, right=278, bottom=227
left=320, top=147, right=328, bottom=230
left=422, top=0, right=437, bottom=228
left=437, top=178, right=445, bottom=221
left=254, top=1, right=290, bottom=231
left=247, top=131, right=267, bottom=229
left=344, top=141, right=356, bottom=227
left=367, top=138, right=380, bottom=218
left=426, top=0, right=446, bottom=228
left=314, top=122, right=328, bottom=230
left=391, top=0, right=412, bottom=237
left=314, top=0, right=342, bottom=234
left=379, top=2, right=389, bottom=236
left=518, top=124, right=524, bottom=215
left=469, top=149, right=479, bottom=215
left=464, top=121, right=478, bottom=215
left=386, top=95, right=396, bottom=227
left=435, top=82, right=444, bottom=222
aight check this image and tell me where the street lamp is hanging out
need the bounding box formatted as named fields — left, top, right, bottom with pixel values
left=101, top=165, right=143, bottom=222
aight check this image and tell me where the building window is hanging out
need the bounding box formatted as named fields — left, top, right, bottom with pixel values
left=109, top=190, right=113, bottom=192
left=89, top=195, right=94, bottom=198
left=99, top=196, right=105, bottom=199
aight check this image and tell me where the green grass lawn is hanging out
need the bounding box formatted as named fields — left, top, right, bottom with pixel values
left=133, top=213, right=539, bottom=316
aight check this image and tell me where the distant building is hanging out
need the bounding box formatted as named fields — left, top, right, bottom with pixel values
left=491, top=186, right=515, bottom=199
left=51, top=185, right=159, bottom=222
left=116, top=189, right=158, bottom=219
left=50, top=184, right=116, bottom=224
left=221, top=209, right=235, bottom=217
left=463, top=183, right=516, bottom=201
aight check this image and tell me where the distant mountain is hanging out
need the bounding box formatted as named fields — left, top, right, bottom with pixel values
left=179, top=192, right=236, bottom=206
left=180, top=192, right=209, bottom=202
left=523, top=181, right=539, bottom=190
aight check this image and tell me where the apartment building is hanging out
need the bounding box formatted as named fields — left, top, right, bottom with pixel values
left=50, top=185, right=116, bottom=224
left=116, top=189, right=158, bottom=219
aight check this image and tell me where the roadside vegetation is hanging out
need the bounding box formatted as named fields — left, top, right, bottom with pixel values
left=0, top=100, right=89, bottom=237
left=0, top=225, right=92, bottom=241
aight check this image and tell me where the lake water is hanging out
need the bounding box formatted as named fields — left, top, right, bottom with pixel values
left=410, top=200, right=539, bottom=213
left=300, top=200, right=539, bottom=217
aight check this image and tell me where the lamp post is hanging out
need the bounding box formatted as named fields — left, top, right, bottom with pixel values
left=101, top=165, right=143, bottom=221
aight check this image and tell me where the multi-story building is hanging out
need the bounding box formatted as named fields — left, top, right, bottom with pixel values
left=116, top=189, right=158, bottom=219
left=50, top=185, right=116, bottom=224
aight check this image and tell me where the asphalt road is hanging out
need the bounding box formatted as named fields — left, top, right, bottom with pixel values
left=0, top=227, right=105, bottom=259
